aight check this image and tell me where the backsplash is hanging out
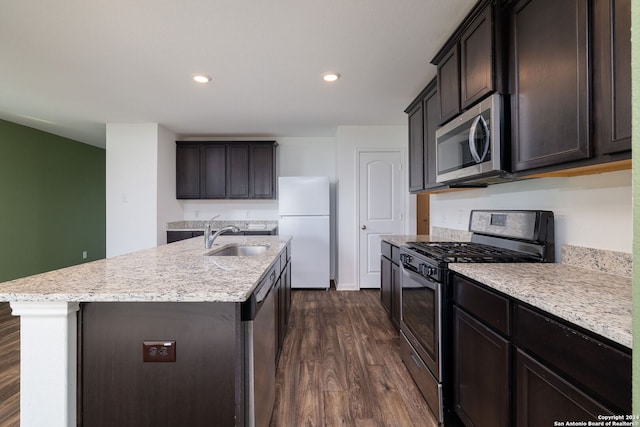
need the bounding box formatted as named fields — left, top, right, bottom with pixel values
left=167, top=220, right=278, bottom=231
left=562, top=245, right=632, bottom=278
left=431, top=226, right=472, bottom=242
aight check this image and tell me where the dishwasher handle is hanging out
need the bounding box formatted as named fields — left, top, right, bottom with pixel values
left=256, top=269, right=277, bottom=303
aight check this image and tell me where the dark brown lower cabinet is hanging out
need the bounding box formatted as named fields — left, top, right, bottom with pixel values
left=80, top=302, right=243, bottom=427
left=452, top=273, right=631, bottom=426
left=515, top=350, right=612, bottom=426
left=391, top=262, right=401, bottom=330
left=453, top=306, right=509, bottom=427
left=380, top=241, right=401, bottom=332
left=380, top=255, right=392, bottom=315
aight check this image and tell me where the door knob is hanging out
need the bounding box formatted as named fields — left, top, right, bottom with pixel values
left=361, top=225, right=367, bottom=230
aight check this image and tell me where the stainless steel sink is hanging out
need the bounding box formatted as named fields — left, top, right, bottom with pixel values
left=206, top=244, right=269, bottom=257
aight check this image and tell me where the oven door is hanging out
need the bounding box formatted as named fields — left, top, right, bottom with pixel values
left=400, top=263, right=442, bottom=380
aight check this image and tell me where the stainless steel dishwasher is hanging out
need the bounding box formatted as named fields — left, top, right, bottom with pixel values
left=242, top=267, right=278, bottom=427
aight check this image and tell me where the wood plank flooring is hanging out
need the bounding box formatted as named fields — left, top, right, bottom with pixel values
left=271, top=289, right=437, bottom=427
left=0, top=291, right=436, bottom=427
left=0, top=302, right=20, bottom=427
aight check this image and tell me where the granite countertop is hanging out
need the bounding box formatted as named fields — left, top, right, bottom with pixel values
left=0, top=235, right=290, bottom=303
left=449, top=263, right=632, bottom=349
left=167, top=220, right=278, bottom=232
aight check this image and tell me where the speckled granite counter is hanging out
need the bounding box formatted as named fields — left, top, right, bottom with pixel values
left=448, top=263, right=632, bottom=349
left=0, top=235, right=290, bottom=303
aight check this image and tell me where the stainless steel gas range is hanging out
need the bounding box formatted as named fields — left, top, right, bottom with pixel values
left=398, top=210, right=555, bottom=424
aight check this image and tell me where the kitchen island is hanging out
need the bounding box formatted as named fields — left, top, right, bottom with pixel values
left=0, top=235, right=291, bottom=427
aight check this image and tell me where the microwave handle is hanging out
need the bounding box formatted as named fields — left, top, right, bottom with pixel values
left=468, top=114, right=490, bottom=163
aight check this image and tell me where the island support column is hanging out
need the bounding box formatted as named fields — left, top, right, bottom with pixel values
left=10, top=302, right=80, bottom=427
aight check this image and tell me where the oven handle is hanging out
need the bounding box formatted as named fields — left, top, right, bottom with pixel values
left=400, top=262, right=438, bottom=291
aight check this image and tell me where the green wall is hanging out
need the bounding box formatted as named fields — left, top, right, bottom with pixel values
left=0, top=119, right=106, bottom=282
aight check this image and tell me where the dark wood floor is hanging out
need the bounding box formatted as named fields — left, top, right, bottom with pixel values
left=0, top=302, right=20, bottom=427
left=0, top=291, right=436, bottom=427
left=271, top=289, right=437, bottom=427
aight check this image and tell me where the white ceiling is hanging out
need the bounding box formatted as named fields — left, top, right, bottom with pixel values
left=0, top=0, right=475, bottom=148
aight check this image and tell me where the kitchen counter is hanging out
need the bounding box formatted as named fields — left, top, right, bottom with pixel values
left=449, top=263, right=632, bottom=349
left=0, top=235, right=290, bottom=303
left=1, top=235, right=291, bottom=427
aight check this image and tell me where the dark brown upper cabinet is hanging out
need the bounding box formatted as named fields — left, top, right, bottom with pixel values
left=432, top=0, right=500, bottom=125
left=227, top=144, right=250, bottom=198
left=176, top=143, right=201, bottom=198
left=202, top=144, right=227, bottom=198
left=592, top=0, right=631, bottom=155
left=407, top=93, right=425, bottom=192
left=508, top=0, right=590, bottom=172
left=437, top=46, right=461, bottom=124
left=249, top=143, right=276, bottom=199
left=176, top=141, right=277, bottom=200
left=406, top=79, right=442, bottom=193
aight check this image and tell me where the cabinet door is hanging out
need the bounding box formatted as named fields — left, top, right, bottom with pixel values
left=407, top=100, right=424, bottom=192
left=515, top=350, right=612, bottom=426
left=227, top=144, right=250, bottom=198
left=460, top=4, right=494, bottom=109
left=453, top=307, right=509, bottom=427
left=509, top=0, right=590, bottom=171
left=202, top=144, right=226, bottom=198
left=176, top=144, right=201, bottom=198
left=391, top=262, right=401, bottom=331
left=593, top=0, right=631, bottom=154
left=380, top=256, right=392, bottom=315
left=250, top=143, right=276, bottom=199
left=437, top=45, right=460, bottom=124
left=423, top=83, right=440, bottom=189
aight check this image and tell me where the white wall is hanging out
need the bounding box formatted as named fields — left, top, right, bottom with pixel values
left=106, top=123, right=180, bottom=257
left=106, top=123, right=159, bottom=257
left=156, top=125, right=183, bottom=245
left=430, top=169, right=632, bottom=261
left=336, top=126, right=414, bottom=291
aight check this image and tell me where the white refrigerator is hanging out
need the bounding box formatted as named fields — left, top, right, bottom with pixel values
left=278, top=176, right=330, bottom=289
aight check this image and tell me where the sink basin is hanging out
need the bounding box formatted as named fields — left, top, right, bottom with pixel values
left=206, top=244, right=269, bottom=257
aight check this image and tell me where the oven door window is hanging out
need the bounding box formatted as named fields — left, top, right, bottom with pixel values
left=401, top=267, right=440, bottom=375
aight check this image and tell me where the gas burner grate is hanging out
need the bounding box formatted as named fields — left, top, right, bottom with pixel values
left=406, top=242, right=541, bottom=263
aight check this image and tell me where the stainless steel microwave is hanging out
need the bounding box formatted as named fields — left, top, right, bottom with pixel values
left=435, top=94, right=507, bottom=184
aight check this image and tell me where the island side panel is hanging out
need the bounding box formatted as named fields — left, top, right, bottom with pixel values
left=80, top=302, right=243, bottom=427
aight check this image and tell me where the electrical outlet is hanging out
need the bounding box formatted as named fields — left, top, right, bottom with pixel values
left=82, top=250, right=88, bottom=260
left=143, top=341, right=176, bottom=362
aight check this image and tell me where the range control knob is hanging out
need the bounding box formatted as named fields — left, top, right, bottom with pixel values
left=426, top=266, right=437, bottom=276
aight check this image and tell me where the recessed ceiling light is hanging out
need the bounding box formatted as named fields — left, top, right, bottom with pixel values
left=193, top=74, right=212, bottom=83
left=322, top=72, right=341, bottom=82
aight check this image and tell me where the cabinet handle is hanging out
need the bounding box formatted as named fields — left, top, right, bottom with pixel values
left=361, top=225, right=367, bottom=230
left=409, top=354, right=422, bottom=370
left=468, top=114, right=490, bottom=163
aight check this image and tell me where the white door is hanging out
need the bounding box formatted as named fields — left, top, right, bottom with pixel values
left=358, top=150, right=404, bottom=288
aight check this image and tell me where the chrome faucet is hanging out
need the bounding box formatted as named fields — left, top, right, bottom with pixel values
left=205, top=224, right=241, bottom=249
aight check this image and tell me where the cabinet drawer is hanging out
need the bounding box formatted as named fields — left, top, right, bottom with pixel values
left=453, top=274, right=510, bottom=335
left=400, top=332, right=442, bottom=422
left=514, top=305, right=631, bottom=413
